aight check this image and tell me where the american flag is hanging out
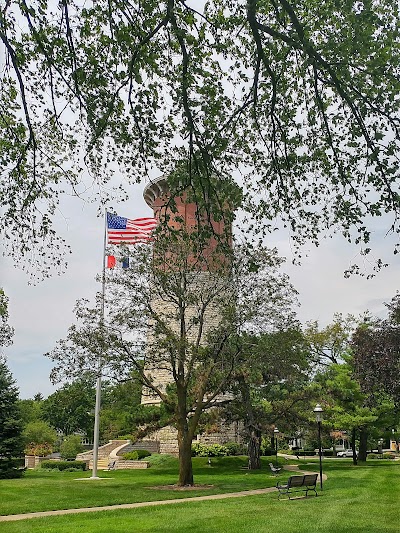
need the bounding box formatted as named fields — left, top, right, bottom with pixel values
left=107, top=213, right=157, bottom=245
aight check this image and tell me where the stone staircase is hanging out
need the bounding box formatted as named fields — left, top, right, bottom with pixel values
left=114, top=440, right=160, bottom=456
left=76, top=440, right=130, bottom=469
left=76, top=439, right=161, bottom=470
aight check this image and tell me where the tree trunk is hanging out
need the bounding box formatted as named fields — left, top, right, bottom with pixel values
left=248, top=429, right=261, bottom=469
left=351, top=427, right=358, bottom=465
left=177, top=428, right=194, bottom=486
left=358, top=427, right=368, bottom=462
left=176, top=383, right=194, bottom=486
left=237, top=376, right=262, bottom=470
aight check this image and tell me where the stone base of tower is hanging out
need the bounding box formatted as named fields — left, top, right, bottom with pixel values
left=143, top=420, right=243, bottom=456
left=144, top=426, right=179, bottom=455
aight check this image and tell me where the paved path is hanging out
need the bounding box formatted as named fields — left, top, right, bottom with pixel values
left=0, top=465, right=325, bottom=523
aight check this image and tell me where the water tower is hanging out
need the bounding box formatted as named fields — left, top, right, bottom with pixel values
left=140, top=176, right=240, bottom=453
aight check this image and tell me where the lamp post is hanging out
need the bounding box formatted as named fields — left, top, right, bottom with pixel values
left=274, top=427, right=279, bottom=468
left=378, top=438, right=383, bottom=458
left=314, top=404, right=323, bottom=490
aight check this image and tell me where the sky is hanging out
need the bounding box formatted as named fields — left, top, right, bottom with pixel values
left=2, top=181, right=399, bottom=399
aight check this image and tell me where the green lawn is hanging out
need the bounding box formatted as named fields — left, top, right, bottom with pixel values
left=1, top=457, right=399, bottom=532
left=0, top=456, right=276, bottom=515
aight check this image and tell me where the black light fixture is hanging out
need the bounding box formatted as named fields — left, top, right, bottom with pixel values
left=313, top=404, right=323, bottom=490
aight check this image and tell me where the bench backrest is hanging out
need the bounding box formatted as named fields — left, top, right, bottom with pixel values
left=288, top=475, right=306, bottom=488
left=303, top=473, right=318, bottom=486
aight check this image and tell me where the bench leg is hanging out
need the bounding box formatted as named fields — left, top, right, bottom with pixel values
left=305, top=487, right=318, bottom=497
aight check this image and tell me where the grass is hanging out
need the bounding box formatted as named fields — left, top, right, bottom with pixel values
left=1, top=457, right=399, bottom=532
left=0, top=456, right=275, bottom=515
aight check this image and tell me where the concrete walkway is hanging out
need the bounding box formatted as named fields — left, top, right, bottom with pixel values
left=0, top=465, right=325, bottom=523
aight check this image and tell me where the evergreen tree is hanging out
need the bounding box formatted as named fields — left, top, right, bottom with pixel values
left=0, top=357, right=24, bottom=478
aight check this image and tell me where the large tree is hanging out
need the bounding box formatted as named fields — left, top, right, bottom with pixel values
left=18, top=397, right=43, bottom=427
left=309, top=307, right=400, bottom=463
left=41, top=377, right=96, bottom=440
left=100, top=379, right=143, bottom=441
left=352, top=294, right=400, bottom=407
left=227, top=328, right=311, bottom=469
left=317, top=359, right=396, bottom=463
left=47, top=232, right=297, bottom=485
left=2, top=2, right=400, bottom=274
left=304, top=313, right=359, bottom=368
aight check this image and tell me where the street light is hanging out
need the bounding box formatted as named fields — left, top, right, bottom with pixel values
left=274, top=427, right=279, bottom=468
left=314, top=404, right=323, bottom=490
left=378, top=438, right=383, bottom=458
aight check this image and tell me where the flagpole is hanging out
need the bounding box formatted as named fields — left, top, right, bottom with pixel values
left=90, top=210, right=107, bottom=479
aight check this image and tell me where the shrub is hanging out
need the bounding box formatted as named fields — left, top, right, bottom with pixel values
left=323, top=450, right=334, bottom=457
left=23, top=421, right=57, bottom=455
left=191, top=443, right=206, bottom=456
left=40, top=460, right=87, bottom=471
left=383, top=453, right=396, bottom=460
left=224, top=442, right=244, bottom=456
left=122, top=450, right=151, bottom=460
left=260, top=446, right=275, bottom=456
left=208, top=444, right=229, bottom=456
left=60, top=435, right=84, bottom=460
left=367, top=453, right=379, bottom=459
left=298, top=450, right=316, bottom=456
left=146, top=454, right=177, bottom=467
left=24, top=442, right=54, bottom=457
left=191, top=443, right=228, bottom=457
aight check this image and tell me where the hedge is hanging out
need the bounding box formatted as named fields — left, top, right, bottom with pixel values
left=192, top=443, right=228, bottom=457
left=40, top=460, right=87, bottom=471
left=122, top=450, right=151, bottom=460
left=322, top=450, right=334, bottom=456
left=294, top=450, right=316, bottom=456
left=383, top=452, right=396, bottom=460
left=224, top=442, right=246, bottom=456
left=260, top=447, right=275, bottom=456
left=368, top=452, right=397, bottom=460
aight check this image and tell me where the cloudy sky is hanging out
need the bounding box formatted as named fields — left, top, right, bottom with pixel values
left=2, top=180, right=399, bottom=399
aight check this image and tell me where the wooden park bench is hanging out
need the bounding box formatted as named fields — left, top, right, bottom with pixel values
left=276, top=473, right=318, bottom=500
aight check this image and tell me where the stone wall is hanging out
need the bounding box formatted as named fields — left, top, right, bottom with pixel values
left=116, top=460, right=150, bottom=469
left=143, top=420, right=243, bottom=456
left=24, top=455, right=45, bottom=468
